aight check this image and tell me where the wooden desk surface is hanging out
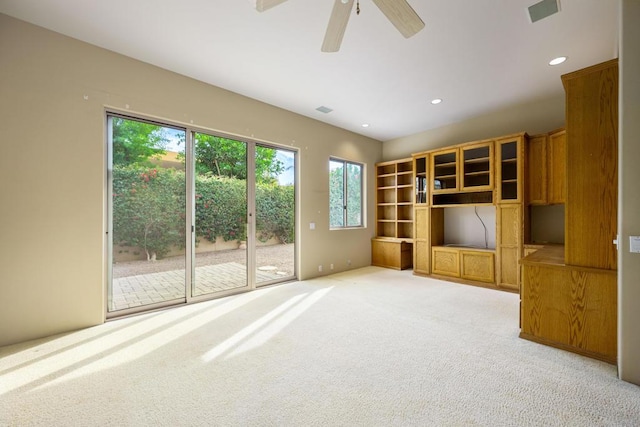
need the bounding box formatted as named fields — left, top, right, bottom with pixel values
left=521, top=244, right=565, bottom=267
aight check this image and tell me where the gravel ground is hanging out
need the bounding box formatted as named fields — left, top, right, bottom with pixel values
left=113, top=243, right=295, bottom=278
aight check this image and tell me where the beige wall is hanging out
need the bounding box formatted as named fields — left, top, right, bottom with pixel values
left=382, top=95, right=565, bottom=160
left=618, top=0, right=640, bottom=386
left=0, top=14, right=382, bottom=346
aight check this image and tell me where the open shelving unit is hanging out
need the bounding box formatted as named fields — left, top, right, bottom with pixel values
left=372, top=158, right=414, bottom=270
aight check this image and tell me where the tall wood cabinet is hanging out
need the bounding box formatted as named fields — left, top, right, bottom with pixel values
left=413, top=153, right=430, bottom=274
left=563, top=60, right=618, bottom=270
left=520, top=59, right=618, bottom=363
left=496, top=135, right=527, bottom=291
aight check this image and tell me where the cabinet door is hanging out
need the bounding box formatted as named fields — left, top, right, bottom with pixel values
left=461, top=142, right=493, bottom=191
left=564, top=60, right=618, bottom=270
left=431, top=148, right=459, bottom=194
left=460, top=251, right=495, bottom=283
left=414, top=240, right=430, bottom=275
left=413, top=154, right=429, bottom=205
left=497, top=204, right=522, bottom=291
left=496, top=137, right=524, bottom=203
left=527, top=135, right=548, bottom=205
left=548, top=130, right=566, bottom=205
left=413, top=207, right=429, bottom=274
left=432, top=247, right=460, bottom=277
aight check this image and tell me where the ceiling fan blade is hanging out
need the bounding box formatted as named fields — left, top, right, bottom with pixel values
left=322, top=0, right=355, bottom=53
left=255, top=0, right=288, bottom=12
left=371, top=0, right=425, bottom=38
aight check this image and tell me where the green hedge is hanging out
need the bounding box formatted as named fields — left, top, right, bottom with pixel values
left=113, top=165, right=294, bottom=259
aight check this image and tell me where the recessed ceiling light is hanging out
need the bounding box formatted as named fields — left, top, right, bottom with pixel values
left=362, top=123, right=369, bottom=128
left=549, top=56, right=567, bottom=66
left=431, top=98, right=442, bottom=105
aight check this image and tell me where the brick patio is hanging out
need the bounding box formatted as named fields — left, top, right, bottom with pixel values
left=110, top=262, right=285, bottom=311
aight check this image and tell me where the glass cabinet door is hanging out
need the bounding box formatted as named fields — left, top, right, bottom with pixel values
left=461, top=142, right=493, bottom=191
left=431, top=149, right=458, bottom=193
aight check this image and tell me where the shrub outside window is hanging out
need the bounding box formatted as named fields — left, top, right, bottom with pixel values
left=329, top=158, right=363, bottom=229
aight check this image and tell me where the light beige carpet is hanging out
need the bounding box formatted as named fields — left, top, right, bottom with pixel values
left=1, top=267, right=639, bottom=426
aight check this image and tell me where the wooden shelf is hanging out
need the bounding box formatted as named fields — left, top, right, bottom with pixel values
left=465, top=157, right=490, bottom=164
left=373, top=158, right=415, bottom=269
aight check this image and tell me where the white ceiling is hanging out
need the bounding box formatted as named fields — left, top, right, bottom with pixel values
left=0, top=0, right=619, bottom=141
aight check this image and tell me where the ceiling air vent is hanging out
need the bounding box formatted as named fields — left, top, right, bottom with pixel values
left=316, top=106, right=333, bottom=114
left=528, top=0, right=560, bottom=23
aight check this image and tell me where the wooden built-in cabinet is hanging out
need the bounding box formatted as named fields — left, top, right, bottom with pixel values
left=409, top=134, right=525, bottom=292
left=376, top=59, right=618, bottom=366
left=527, top=129, right=566, bottom=206
left=520, top=59, right=618, bottom=364
left=371, top=239, right=413, bottom=270
left=412, top=153, right=429, bottom=274
left=374, top=159, right=414, bottom=240
left=430, top=141, right=494, bottom=206
left=563, top=60, right=618, bottom=270
left=431, top=246, right=495, bottom=283
left=521, top=246, right=617, bottom=363
left=430, top=141, right=493, bottom=201
left=496, top=135, right=527, bottom=291
left=372, top=158, right=414, bottom=270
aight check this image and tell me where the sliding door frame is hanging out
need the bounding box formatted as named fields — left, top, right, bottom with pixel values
left=105, top=109, right=297, bottom=319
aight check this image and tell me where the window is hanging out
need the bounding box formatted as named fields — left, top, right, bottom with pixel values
left=329, top=158, right=363, bottom=228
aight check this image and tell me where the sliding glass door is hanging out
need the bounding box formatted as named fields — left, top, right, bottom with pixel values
left=255, top=146, right=296, bottom=286
left=108, top=116, right=186, bottom=312
left=192, top=132, right=248, bottom=298
left=107, top=113, right=296, bottom=316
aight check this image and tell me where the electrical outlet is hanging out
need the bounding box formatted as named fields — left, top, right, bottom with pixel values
left=330, top=263, right=334, bottom=270
left=318, top=265, right=323, bottom=272
left=347, top=259, right=351, bottom=266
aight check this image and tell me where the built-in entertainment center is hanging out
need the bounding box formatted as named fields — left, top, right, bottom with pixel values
left=372, top=59, right=618, bottom=364
left=373, top=132, right=527, bottom=292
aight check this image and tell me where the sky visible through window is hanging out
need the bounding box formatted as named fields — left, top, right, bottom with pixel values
left=163, top=128, right=294, bottom=185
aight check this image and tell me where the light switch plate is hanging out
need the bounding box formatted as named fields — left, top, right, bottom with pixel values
left=630, top=236, right=640, bottom=253
left=310, top=222, right=316, bottom=230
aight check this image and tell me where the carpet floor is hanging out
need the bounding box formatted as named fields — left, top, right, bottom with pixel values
left=1, top=267, right=639, bottom=426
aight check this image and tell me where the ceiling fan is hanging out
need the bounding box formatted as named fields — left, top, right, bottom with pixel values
left=253, top=0, right=425, bottom=52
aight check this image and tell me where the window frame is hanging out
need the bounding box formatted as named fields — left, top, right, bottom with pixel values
left=329, top=157, right=365, bottom=230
